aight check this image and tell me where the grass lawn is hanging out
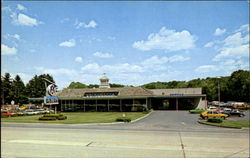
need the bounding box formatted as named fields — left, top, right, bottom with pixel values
left=199, top=120, right=250, bottom=128
left=1, top=112, right=147, bottom=124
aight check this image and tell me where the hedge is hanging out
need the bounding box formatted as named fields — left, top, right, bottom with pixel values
left=39, top=114, right=67, bottom=121
left=189, top=109, right=205, bottom=114
left=207, top=117, right=223, bottom=123
left=116, top=117, right=131, bottom=122
left=39, top=116, right=57, bottom=121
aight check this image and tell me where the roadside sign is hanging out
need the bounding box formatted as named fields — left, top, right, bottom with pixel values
left=44, top=96, right=59, bottom=105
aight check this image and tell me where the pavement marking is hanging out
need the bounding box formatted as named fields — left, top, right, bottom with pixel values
left=178, top=132, right=186, bottom=158
left=181, top=122, right=186, bottom=125
left=6, top=139, right=89, bottom=146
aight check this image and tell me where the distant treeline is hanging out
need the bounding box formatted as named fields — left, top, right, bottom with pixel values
left=142, top=70, right=249, bottom=102
left=67, top=70, right=250, bottom=102
left=1, top=70, right=249, bottom=105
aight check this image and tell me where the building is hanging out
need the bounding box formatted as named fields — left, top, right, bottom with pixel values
left=29, top=75, right=207, bottom=111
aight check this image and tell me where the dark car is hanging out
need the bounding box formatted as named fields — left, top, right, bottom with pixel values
left=223, top=109, right=245, bottom=117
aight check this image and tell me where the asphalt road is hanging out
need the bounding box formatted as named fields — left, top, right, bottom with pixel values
left=2, top=111, right=249, bottom=133
left=1, top=111, right=249, bottom=158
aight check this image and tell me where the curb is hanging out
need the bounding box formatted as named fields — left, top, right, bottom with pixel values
left=197, top=120, right=242, bottom=129
left=130, top=110, right=153, bottom=123
left=1, top=111, right=153, bottom=126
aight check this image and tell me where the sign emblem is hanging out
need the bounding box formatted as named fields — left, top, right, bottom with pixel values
left=47, top=84, right=57, bottom=96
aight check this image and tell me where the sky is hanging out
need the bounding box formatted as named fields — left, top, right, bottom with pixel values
left=2, top=1, right=249, bottom=90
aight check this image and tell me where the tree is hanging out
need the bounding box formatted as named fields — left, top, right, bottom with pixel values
left=26, top=74, right=55, bottom=98
left=110, top=83, right=125, bottom=88
left=227, top=70, right=250, bottom=102
left=1, top=73, right=13, bottom=104
left=67, top=82, right=88, bottom=89
left=12, top=75, right=28, bottom=104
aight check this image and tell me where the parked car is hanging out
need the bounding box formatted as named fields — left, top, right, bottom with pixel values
left=16, top=111, right=25, bottom=116
left=200, top=111, right=228, bottom=120
left=223, top=109, right=245, bottom=117
left=34, top=109, right=47, bottom=114
left=206, top=106, right=218, bottom=111
left=23, top=109, right=39, bottom=115
left=2, top=111, right=17, bottom=117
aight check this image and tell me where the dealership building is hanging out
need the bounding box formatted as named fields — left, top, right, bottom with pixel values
left=30, top=75, right=207, bottom=111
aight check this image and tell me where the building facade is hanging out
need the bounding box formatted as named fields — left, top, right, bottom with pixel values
left=29, top=75, right=207, bottom=111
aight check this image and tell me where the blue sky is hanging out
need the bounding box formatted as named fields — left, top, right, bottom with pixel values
left=2, top=1, right=249, bottom=89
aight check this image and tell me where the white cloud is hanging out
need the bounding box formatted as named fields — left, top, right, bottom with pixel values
left=75, top=57, right=83, bottom=63
left=204, top=42, right=214, bottom=48
left=168, top=55, right=190, bottom=63
left=1, top=44, right=17, bottom=55
left=133, top=27, right=196, bottom=52
left=17, top=4, right=26, bottom=11
left=236, top=24, right=249, bottom=33
left=142, top=56, right=168, bottom=66
left=213, top=44, right=249, bottom=61
left=223, top=32, right=249, bottom=47
left=6, top=34, right=21, bottom=40
left=214, top=28, right=226, bottom=36
left=195, top=65, right=218, bottom=73
left=59, top=39, right=76, bottom=47
left=142, top=55, right=190, bottom=66
left=195, top=58, right=248, bottom=74
left=12, top=13, right=42, bottom=26
left=93, top=52, right=113, bottom=58
left=81, top=63, right=144, bottom=74
left=75, top=20, right=97, bottom=29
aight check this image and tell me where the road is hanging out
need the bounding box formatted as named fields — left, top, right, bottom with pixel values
left=1, top=111, right=249, bottom=157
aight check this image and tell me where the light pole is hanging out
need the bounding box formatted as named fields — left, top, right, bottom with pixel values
left=217, top=77, right=220, bottom=103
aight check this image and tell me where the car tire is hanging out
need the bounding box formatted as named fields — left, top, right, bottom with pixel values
left=221, top=116, right=226, bottom=120
left=204, top=116, right=208, bottom=120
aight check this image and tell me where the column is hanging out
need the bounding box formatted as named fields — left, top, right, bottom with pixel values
left=84, top=100, right=86, bottom=112
left=176, top=98, right=178, bottom=111
left=120, top=99, right=122, bottom=112
left=107, top=99, right=110, bottom=112
left=96, top=100, right=98, bottom=112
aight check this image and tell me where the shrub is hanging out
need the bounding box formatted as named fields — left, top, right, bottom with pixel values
left=39, top=114, right=67, bottom=121
left=189, top=110, right=205, bottom=114
left=39, top=116, right=57, bottom=121
left=116, top=117, right=131, bottom=122
left=58, top=116, right=67, bottom=120
left=143, top=109, right=151, bottom=114
left=207, top=117, right=223, bottom=123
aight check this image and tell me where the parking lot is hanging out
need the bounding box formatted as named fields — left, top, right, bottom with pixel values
left=2, top=111, right=249, bottom=158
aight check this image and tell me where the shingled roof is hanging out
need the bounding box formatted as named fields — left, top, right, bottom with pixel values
left=55, top=87, right=154, bottom=98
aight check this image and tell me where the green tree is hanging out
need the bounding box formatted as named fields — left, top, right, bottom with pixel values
left=110, top=83, right=125, bottom=88
left=68, top=82, right=88, bottom=88
left=26, top=74, right=55, bottom=98
left=12, top=75, right=28, bottom=104
left=227, top=70, right=250, bottom=102
left=1, top=73, right=13, bottom=104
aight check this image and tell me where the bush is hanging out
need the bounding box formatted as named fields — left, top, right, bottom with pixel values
left=58, top=116, right=67, bottom=120
left=207, top=117, right=223, bottom=123
left=39, top=113, right=67, bottom=121
left=39, top=116, right=57, bottom=121
left=143, top=109, right=151, bottom=114
left=43, top=114, right=62, bottom=117
left=116, top=117, right=131, bottom=122
left=189, top=109, right=205, bottom=114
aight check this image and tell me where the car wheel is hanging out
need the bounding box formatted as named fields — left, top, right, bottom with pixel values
left=204, top=116, right=208, bottom=120
left=221, top=116, right=226, bottom=120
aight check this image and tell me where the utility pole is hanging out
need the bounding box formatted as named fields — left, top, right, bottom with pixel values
left=217, top=77, right=221, bottom=103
